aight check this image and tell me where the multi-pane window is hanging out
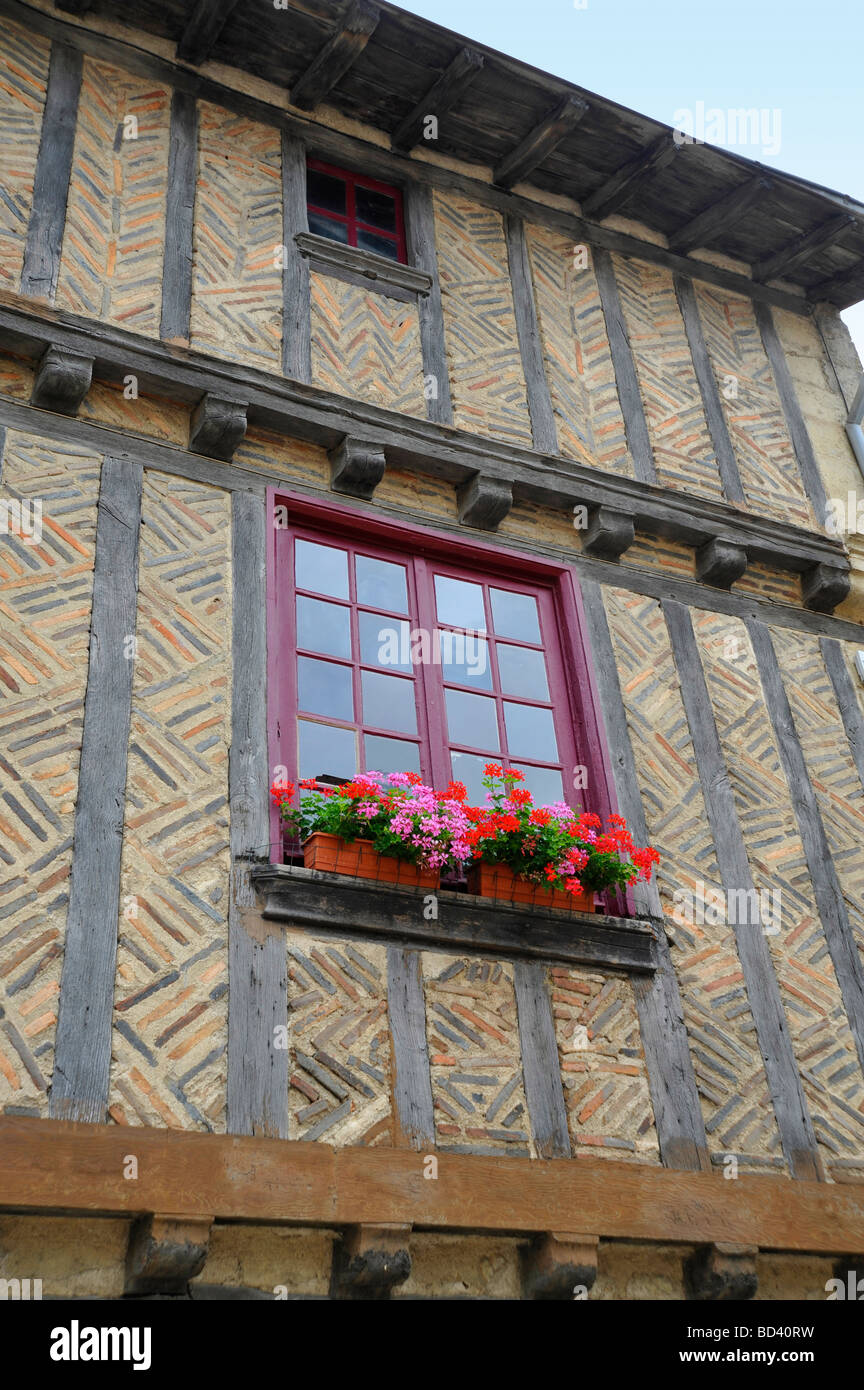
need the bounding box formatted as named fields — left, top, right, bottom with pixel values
left=305, top=159, right=406, bottom=263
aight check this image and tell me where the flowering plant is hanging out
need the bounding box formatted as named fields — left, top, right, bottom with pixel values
left=270, top=771, right=473, bottom=872
left=464, top=765, right=660, bottom=896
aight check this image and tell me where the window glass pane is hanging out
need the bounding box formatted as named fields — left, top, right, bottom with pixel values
left=359, top=612, right=413, bottom=673
left=307, top=210, right=349, bottom=242
left=361, top=669, right=417, bottom=735
left=496, top=643, right=549, bottom=700
left=307, top=168, right=347, bottom=215
left=356, top=227, right=399, bottom=260
left=511, top=764, right=564, bottom=807
left=439, top=630, right=492, bottom=691
left=445, top=689, right=499, bottom=751
left=503, top=702, right=558, bottom=761
left=490, top=587, right=541, bottom=643
left=298, top=656, right=353, bottom=721
left=450, top=751, right=493, bottom=806
left=356, top=185, right=397, bottom=231
left=299, top=719, right=356, bottom=781
left=296, top=595, right=351, bottom=659
left=365, top=734, right=421, bottom=776
left=295, top=539, right=349, bottom=599
left=434, top=575, right=485, bottom=631
left=356, top=554, right=408, bottom=613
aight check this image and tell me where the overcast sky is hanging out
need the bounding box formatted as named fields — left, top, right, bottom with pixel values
left=399, top=0, right=864, bottom=364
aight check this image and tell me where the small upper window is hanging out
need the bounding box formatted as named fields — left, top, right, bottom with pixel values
left=306, top=159, right=406, bottom=264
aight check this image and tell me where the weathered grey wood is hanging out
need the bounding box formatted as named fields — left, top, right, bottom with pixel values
left=295, top=231, right=432, bottom=296
left=755, top=300, right=829, bottom=520
left=329, top=436, right=386, bottom=498
left=592, top=247, right=656, bottom=483
left=177, top=0, right=242, bottom=66
left=55, top=0, right=91, bottom=11
left=684, top=1243, right=758, bottom=1301
left=50, top=456, right=142, bottom=1123
left=494, top=94, right=588, bottom=191
left=387, top=947, right=435, bottom=1149
left=578, top=579, right=709, bottom=1172
left=160, top=91, right=198, bottom=344
left=391, top=47, right=484, bottom=153
left=582, top=135, right=678, bottom=221
left=802, top=561, right=851, bottom=613
left=290, top=0, right=379, bottom=110
left=457, top=473, right=512, bottom=530
left=753, top=214, right=856, bottom=284
left=20, top=44, right=82, bottom=301
left=0, top=424, right=6, bottom=486
left=30, top=346, right=93, bottom=414
left=746, top=619, right=864, bottom=1087
left=669, top=177, right=771, bottom=252
left=403, top=181, right=452, bottom=426
left=513, top=961, right=571, bottom=1159
left=582, top=505, right=635, bottom=560
left=505, top=214, right=557, bottom=454
left=809, top=259, right=864, bottom=308
left=281, top=133, right=311, bottom=384
left=664, top=601, right=822, bottom=1181
left=695, top=537, right=748, bottom=588
left=820, top=638, right=864, bottom=794
left=227, top=490, right=287, bottom=1138
left=189, top=393, right=248, bottom=461
left=674, top=273, right=745, bottom=504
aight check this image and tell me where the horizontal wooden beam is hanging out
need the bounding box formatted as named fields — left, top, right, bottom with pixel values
left=808, top=257, right=864, bottom=307
left=391, top=47, right=484, bottom=153
left=668, top=176, right=771, bottom=253
left=291, top=0, right=380, bottom=111
left=753, top=213, right=857, bottom=284
left=581, top=135, right=678, bottom=221
left=494, top=94, right=588, bottom=191
left=176, top=0, right=242, bottom=66
left=2, top=1115, right=864, bottom=1251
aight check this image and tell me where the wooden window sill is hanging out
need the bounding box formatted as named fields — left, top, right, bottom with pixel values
left=295, top=231, right=433, bottom=298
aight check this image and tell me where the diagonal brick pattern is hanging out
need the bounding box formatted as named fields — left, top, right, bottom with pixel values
left=309, top=272, right=426, bottom=416
left=286, top=931, right=392, bottom=1146
left=56, top=57, right=170, bottom=337
left=0, top=21, right=50, bottom=293
left=551, top=966, right=659, bottom=1163
left=423, top=952, right=534, bottom=1157
left=107, top=470, right=231, bottom=1132
left=0, top=430, right=101, bottom=1115
left=433, top=191, right=532, bottom=446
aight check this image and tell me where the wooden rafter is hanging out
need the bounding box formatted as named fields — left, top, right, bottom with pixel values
left=808, top=256, right=864, bottom=305
left=753, top=213, right=856, bottom=283
left=494, top=93, right=588, bottom=190
left=581, top=134, right=678, bottom=221
left=668, top=175, right=771, bottom=252
left=177, top=0, right=243, bottom=66
left=291, top=0, right=380, bottom=112
left=391, top=47, right=484, bottom=153
left=55, top=0, right=92, bottom=12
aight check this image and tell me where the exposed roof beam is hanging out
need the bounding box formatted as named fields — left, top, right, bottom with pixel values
left=581, top=134, right=679, bottom=221
left=752, top=213, right=856, bottom=283
left=56, top=0, right=92, bottom=11
left=391, top=47, right=484, bottom=153
left=668, top=175, right=771, bottom=253
left=494, top=93, right=588, bottom=190
left=177, top=0, right=242, bottom=67
left=290, top=0, right=380, bottom=112
left=808, top=257, right=864, bottom=307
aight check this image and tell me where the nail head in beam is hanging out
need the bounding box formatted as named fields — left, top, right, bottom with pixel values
left=802, top=560, right=851, bottom=614
left=30, top=345, right=93, bottom=415
left=457, top=473, right=513, bottom=530
left=391, top=47, right=484, bottom=153
left=290, top=0, right=380, bottom=111
left=581, top=134, right=678, bottom=222
left=189, top=393, right=247, bottom=461
left=330, top=1223, right=412, bottom=1300
left=582, top=505, right=635, bottom=560
left=696, top=537, right=748, bottom=589
left=177, top=0, right=242, bottom=66
left=684, top=1243, right=758, bottom=1302
left=329, top=436, right=386, bottom=498
left=125, top=1214, right=213, bottom=1296
left=494, top=94, right=589, bottom=191
left=521, top=1232, right=599, bottom=1300
left=753, top=213, right=856, bottom=284
left=668, top=176, right=772, bottom=253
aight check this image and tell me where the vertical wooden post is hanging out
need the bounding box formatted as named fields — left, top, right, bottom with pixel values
left=755, top=301, right=829, bottom=522
left=505, top=214, right=557, bottom=454
left=20, top=43, right=82, bottom=301
left=160, top=91, right=198, bottom=344
left=281, top=133, right=311, bottom=384
left=403, top=181, right=452, bottom=426
left=387, top=946, right=435, bottom=1150
left=674, top=273, right=745, bottom=504
left=592, top=247, right=657, bottom=484
left=513, top=961, right=570, bottom=1158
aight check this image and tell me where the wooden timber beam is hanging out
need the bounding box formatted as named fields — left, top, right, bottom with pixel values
left=3, top=1116, right=864, bottom=1252
left=581, top=134, right=678, bottom=221
left=391, top=47, right=484, bottom=153
left=668, top=176, right=772, bottom=253
left=177, top=0, right=243, bottom=67
left=55, top=0, right=91, bottom=11
left=808, top=257, right=864, bottom=307
left=290, top=0, right=380, bottom=112
left=753, top=213, right=856, bottom=284
left=494, top=94, right=588, bottom=191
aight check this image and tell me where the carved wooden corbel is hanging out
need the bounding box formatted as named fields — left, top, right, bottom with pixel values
left=125, top=1214, right=213, bottom=1296
left=329, top=437, right=387, bottom=498
left=189, top=393, right=248, bottom=461
left=330, top=1222, right=412, bottom=1300
left=696, top=537, right=748, bottom=589
left=802, top=561, right=851, bottom=613
left=581, top=505, right=635, bottom=560
left=30, top=346, right=94, bottom=415
left=684, top=1242, right=758, bottom=1301
left=457, top=473, right=513, bottom=530
left=521, top=1231, right=599, bottom=1300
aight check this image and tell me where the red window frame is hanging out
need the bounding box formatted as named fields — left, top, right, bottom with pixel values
left=306, top=158, right=407, bottom=263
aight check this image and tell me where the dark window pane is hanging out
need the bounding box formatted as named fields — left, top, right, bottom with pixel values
left=511, top=764, right=564, bottom=806
left=299, top=720, right=356, bottom=781
left=439, top=630, right=492, bottom=690
left=362, top=669, right=417, bottom=734
left=356, top=185, right=397, bottom=231
left=298, top=656, right=353, bottom=721
left=358, top=612, right=413, bottom=673
left=356, top=227, right=399, bottom=260
left=490, top=587, right=541, bottom=643
left=445, top=689, right=499, bottom=751
left=496, top=643, right=549, bottom=699
left=449, top=751, right=490, bottom=805
left=356, top=554, right=408, bottom=612
left=434, top=575, right=485, bottom=631
left=307, top=169, right=347, bottom=215
left=295, top=539, right=349, bottom=599
left=503, top=702, right=558, bottom=761
left=308, top=210, right=349, bottom=243
left=365, top=734, right=421, bottom=776
left=296, top=596, right=351, bottom=659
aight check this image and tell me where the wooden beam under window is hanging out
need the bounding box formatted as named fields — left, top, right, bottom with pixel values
left=581, top=134, right=678, bottom=221
left=753, top=213, right=856, bottom=283
left=177, top=0, right=242, bottom=67
left=494, top=94, right=588, bottom=190
left=391, top=47, right=484, bottom=153
left=291, top=0, right=380, bottom=112
left=668, top=176, right=771, bottom=253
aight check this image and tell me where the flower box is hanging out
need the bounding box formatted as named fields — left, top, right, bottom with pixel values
left=302, top=832, right=440, bottom=891
left=466, top=861, right=597, bottom=913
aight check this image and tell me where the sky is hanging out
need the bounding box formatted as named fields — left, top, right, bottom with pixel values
left=398, top=0, right=864, bottom=363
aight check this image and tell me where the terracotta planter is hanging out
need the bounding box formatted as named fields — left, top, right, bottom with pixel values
left=466, top=861, right=597, bottom=913
left=302, top=833, right=440, bottom=890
